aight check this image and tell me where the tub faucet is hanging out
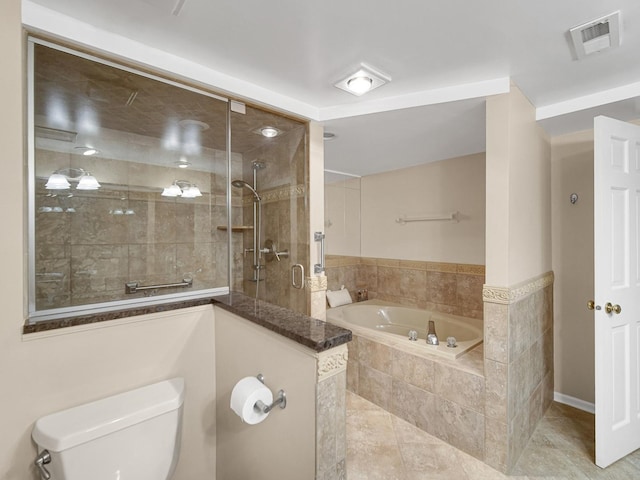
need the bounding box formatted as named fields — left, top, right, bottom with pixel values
left=426, top=320, right=439, bottom=345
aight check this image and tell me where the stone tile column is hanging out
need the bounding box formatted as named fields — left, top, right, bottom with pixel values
left=483, top=272, right=554, bottom=472
left=316, top=344, right=349, bottom=480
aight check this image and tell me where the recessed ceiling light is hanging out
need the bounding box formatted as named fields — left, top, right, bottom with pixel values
left=178, top=119, right=210, bottom=130
left=347, top=76, right=373, bottom=94
left=176, top=156, right=191, bottom=168
left=334, top=63, right=391, bottom=97
left=260, top=127, right=280, bottom=138
left=74, top=146, right=99, bottom=156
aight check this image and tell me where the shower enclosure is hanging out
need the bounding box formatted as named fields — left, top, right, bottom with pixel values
left=229, top=106, right=308, bottom=311
left=27, top=39, right=309, bottom=322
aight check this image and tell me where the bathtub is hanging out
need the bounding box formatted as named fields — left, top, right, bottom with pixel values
left=326, top=300, right=482, bottom=359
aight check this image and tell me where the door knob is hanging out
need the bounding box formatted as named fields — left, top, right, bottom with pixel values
left=605, top=302, right=622, bottom=314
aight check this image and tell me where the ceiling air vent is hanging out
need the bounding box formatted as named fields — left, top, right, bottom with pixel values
left=569, top=11, right=621, bottom=60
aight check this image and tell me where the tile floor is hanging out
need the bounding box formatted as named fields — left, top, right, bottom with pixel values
left=346, top=391, right=640, bottom=479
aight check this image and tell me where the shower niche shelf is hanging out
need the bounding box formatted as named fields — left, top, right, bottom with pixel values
left=217, top=225, right=254, bottom=232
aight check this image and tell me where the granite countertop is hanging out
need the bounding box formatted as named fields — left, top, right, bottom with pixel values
left=23, top=292, right=352, bottom=353
left=212, top=292, right=352, bottom=352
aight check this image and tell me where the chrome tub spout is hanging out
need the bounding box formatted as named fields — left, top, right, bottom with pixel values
left=426, top=320, right=439, bottom=345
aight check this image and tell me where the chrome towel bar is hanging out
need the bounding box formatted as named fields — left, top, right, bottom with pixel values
left=125, top=278, right=193, bottom=294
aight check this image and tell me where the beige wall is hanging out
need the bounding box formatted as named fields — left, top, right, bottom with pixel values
left=484, top=85, right=553, bottom=472
left=550, top=119, right=640, bottom=406
left=0, top=5, right=217, bottom=479
left=3, top=308, right=217, bottom=480
left=360, top=153, right=486, bottom=265
left=486, top=86, right=552, bottom=287
left=215, top=308, right=317, bottom=480
left=551, top=128, right=595, bottom=404
left=325, top=177, right=361, bottom=257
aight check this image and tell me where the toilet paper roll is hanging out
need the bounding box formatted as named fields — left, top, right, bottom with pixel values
left=230, top=376, right=274, bottom=425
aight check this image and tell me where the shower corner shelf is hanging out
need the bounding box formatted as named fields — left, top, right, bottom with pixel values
left=217, top=225, right=254, bottom=232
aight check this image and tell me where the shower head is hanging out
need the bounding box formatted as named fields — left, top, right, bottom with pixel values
left=231, top=180, right=261, bottom=201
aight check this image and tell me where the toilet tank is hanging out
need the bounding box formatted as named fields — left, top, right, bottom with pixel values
left=32, top=378, right=184, bottom=480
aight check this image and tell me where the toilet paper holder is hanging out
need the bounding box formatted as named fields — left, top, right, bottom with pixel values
left=255, top=374, right=287, bottom=413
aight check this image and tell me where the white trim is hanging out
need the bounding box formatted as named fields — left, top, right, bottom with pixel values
left=23, top=304, right=213, bottom=341
left=536, top=80, right=640, bottom=120
left=22, top=1, right=508, bottom=122
left=324, top=169, right=361, bottom=178
left=318, top=77, right=510, bottom=121
left=22, top=1, right=319, bottom=120
left=28, top=288, right=228, bottom=323
left=554, top=391, right=595, bottom=414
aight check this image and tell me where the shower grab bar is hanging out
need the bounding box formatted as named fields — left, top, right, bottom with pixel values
left=314, top=231, right=325, bottom=274
left=396, top=211, right=459, bottom=224
left=125, top=278, right=193, bottom=294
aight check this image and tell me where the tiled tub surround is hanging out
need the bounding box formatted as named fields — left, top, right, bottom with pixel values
left=325, top=256, right=485, bottom=320
left=336, top=271, right=554, bottom=473
left=343, top=330, right=486, bottom=461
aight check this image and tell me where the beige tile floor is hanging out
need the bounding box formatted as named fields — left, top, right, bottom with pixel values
left=346, top=391, right=640, bottom=479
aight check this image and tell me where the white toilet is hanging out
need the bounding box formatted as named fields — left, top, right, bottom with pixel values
left=32, top=377, right=184, bottom=480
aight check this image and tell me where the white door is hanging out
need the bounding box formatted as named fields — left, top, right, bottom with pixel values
left=594, top=115, right=640, bottom=468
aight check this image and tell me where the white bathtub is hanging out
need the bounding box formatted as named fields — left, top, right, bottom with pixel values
left=326, top=300, right=483, bottom=359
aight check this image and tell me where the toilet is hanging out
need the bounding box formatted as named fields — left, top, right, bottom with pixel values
left=32, top=377, right=184, bottom=480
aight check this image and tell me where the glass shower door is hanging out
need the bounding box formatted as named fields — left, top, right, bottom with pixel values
left=229, top=104, right=308, bottom=313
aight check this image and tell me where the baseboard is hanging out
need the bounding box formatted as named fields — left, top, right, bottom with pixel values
left=554, top=392, right=595, bottom=414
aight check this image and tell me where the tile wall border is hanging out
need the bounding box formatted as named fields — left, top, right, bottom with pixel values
left=482, top=271, right=554, bottom=305
left=241, top=184, right=305, bottom=205
left=316, top=344, right=349, bottom=382
left=324, top=255, right=485, bottom=275
left=307, top=275, right=328, bottom=292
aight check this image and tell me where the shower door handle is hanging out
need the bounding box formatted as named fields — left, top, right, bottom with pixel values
left=292, top=264, right=304, bottom=289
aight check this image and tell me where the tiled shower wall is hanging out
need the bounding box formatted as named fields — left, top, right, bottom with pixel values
left=235, top=124, right=308, bottom=313
left=35, top=149, right=228, bottom=310
left=325, top=255, right=485, bottom=320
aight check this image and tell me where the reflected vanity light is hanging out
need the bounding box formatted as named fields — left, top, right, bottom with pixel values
left=180, top=185, right=202, bottom=198
left=45, top=168, right=101, bottom=191
left=161, top=180, right=201, bottom=198
left=162, top=183, right=183, bottom=197
left=44, top=173, right=71, bottom=190
left=76, top=172, right=101, bottom=190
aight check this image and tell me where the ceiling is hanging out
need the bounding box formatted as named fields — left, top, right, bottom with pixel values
left=24, top=0, right=640, bottom=177
left=34, top=43, right=304, bottom=157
